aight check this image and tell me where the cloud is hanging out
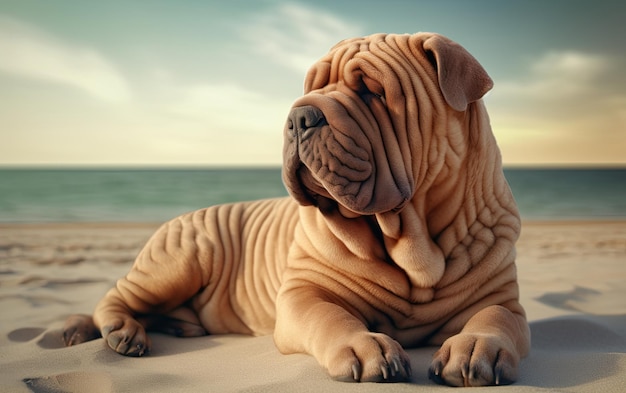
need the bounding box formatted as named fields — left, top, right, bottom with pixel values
left=167, top=83, right=292, bottom=131
left=532, top=51, right=608, bottom=76
left=240, top=3, right=363, bottom=74
left=489, top=50, right=626, bottom=165
left=0, top=79, right=291, bottom=166
left=127, top=80, right=292, bottom=164
left=0, top=15, right=130, bottom=103
left=495, top=51, right=610, bottom=101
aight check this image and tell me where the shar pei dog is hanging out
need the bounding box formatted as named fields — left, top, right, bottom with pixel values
left=64, top=32, right=530, bottom=387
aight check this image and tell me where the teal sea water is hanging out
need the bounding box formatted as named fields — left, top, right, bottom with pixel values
left=1, top=168, right=625, bottom=222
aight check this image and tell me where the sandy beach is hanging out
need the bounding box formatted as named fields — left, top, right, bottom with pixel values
left=1, top=221, right=625, bottom=392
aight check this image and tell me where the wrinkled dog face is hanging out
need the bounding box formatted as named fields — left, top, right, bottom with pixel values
left=282, top=33, right=454, bottom=216
left=282, top=33, right=492, bottom=217
left=282, top=34, right=430, bottom=217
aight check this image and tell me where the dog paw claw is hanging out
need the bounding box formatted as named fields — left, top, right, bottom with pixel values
left=328, top=333, right=411, bottom=383
left=428, top=361, right=445, bottom=385
left=351, top=364, right=360, bottom=381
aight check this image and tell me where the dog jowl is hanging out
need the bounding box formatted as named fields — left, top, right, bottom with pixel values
left=64, top=32, right=530, bottom=387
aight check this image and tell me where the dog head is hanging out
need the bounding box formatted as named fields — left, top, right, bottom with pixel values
left=282, top=32, right=493, bottom=217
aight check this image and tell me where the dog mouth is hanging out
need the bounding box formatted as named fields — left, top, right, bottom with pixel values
left=282, top=102, right=412, bottom=216
left=294, top=166, right=339, bottom=212
left=293, top=165, right=364, bottom=218
left=292, top=163, right=410, bottom=217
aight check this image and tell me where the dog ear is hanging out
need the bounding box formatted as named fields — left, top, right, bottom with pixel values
left=422, top=34, right=493, bottom=111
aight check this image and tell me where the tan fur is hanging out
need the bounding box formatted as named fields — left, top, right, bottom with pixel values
left=64, top=32, right=530, bottom=387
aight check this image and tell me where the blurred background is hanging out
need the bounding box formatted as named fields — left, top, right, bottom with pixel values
left=1, top=0, right=625, bottom=222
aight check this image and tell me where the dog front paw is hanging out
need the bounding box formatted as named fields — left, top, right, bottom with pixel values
left=429, top=332, right=519, bottom=387
left=63, top=314, right=101, bottom=346
left=327, top=332, right=411, bottom=383
left=101, top=318, right=151, bottom=356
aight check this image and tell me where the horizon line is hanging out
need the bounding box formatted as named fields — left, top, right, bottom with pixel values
left=1, top=163, right=626, bottom=170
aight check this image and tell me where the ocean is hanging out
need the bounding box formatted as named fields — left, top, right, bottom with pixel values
left=1, top=168, right=625, bottom=223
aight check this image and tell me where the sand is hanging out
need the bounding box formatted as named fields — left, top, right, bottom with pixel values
left=1, top=221, right=625, bottom=392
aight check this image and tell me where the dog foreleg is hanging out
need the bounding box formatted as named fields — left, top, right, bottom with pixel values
left=274, top=285, right=412, bottom=383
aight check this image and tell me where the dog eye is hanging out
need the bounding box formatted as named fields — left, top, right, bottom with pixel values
left=361, top=76, right=385, bottom=102
left=373, top=92, right=386, bottom=105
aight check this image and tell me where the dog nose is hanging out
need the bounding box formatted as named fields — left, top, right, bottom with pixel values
left=287, top=106, right=327, bottom=141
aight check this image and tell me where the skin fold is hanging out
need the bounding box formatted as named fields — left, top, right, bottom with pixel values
left=64, top=32, right=530, bottom=387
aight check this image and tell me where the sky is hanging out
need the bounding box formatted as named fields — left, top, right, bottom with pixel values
left=1, top=0, right=625, bottom=167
